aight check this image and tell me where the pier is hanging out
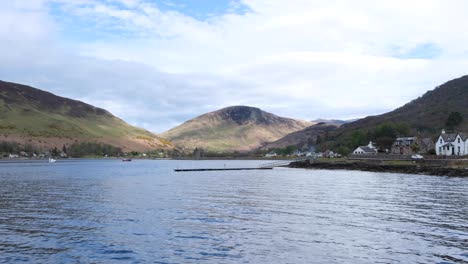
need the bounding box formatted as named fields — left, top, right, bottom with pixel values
left=174, top=167, right=273, bottom=172
left=174, top=157, right=310, bottom=172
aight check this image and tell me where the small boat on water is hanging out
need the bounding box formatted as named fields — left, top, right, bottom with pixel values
left=122, top=158, right=132, bottom=162
left=48, top=158, right=57, bottom=163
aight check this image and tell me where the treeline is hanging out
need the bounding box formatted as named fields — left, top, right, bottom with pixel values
left=269, top=145, right=298, bottom=156
left=317, top=121, right=411, bottom=154
left=0, top=140, right=180, bottom=158
left=0, top=141, right=123, bottom=158
left=0, top=141, right=39, bottom=154
left=67, top=142, right=122, bottom=157
left=189, top=147, right=272, bottom=159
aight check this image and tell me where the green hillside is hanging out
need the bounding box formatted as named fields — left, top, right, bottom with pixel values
left=318, top=75, right=468, bottom=153
left=0, top=80, right=172, bottom=152
left=161, top=106, right=313, bottom=152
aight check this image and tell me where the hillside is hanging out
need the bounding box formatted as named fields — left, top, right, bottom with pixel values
left=321, top=75, right=468, bottom=152
left=262, top=122, right=339, bottom=150
left=311, top=119, right=353, bottom=127
left=0, top=80, right=172, bottom=151
left=161, top=106, right=313, bottom=152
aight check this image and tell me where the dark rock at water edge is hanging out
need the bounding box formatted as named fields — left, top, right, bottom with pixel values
left=290, top=159, right=468, bottom=177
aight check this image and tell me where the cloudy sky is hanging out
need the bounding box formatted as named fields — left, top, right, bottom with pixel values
left=1, top=0, right=468, bottom=132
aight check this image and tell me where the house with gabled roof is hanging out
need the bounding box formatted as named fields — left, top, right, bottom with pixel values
left=353, top=141, right=378, bottom=155
left=391, top=137, right=434, bottom=155
left=435, top=129, right=467, bottom=156
left=391, top=137, right=417, bottom=155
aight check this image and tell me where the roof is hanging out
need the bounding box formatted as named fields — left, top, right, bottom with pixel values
left=356, top=146, right=377, bottom=153
left=393, top=137, right=417, bottom=146
left=459, top=132, right=467, bottom=141
left=396, top=137, right=417, bottom=141
left=441, top=133, right=458, bottom=142
left=421, top=138, right=435, bottom=148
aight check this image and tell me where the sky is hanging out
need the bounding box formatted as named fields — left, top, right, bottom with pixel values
left=1, top=0, right=468, bottom=133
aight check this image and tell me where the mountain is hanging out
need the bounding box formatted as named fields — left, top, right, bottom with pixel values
left=311, top=119, right=355, bottom=127
left=262, top=122, right=339, bottom=150
left=161, top=106, right=314, bottom=152
left=321, top=75, right=468, bottom=152
left=0, top=80, right=172, bottom=151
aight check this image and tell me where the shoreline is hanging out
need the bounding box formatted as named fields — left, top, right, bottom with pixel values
left=289, top=159, right=468, bottom=177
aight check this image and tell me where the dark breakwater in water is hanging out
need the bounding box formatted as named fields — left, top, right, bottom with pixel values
left=0, top=159, right=467, bottom=263
left=290, top=159, right=468, bottom=176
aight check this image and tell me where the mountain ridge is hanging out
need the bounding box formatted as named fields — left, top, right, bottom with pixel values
left=262, top=122, right=339, bottom=150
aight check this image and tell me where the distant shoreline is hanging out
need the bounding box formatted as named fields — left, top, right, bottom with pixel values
left=289, top=159, right=468, bottom=177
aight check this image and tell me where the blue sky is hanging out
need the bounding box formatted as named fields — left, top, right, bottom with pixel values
left=155, top=0, right=250, bottom=19
left=1, top=0, right=468, bottom=132
left=49, top=0, right=251, bottom=42
left=392, top=43, right=443, bottom=60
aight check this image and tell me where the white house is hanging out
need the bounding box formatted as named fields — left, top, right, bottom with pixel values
left=435, top=129, right=467, bottom=156
left=353, top=141, right=378, bottom=155
left=265, top=151, right=277, bottom=158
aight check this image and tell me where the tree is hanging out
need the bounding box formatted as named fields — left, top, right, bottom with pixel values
left=350, top=130, right=367, bottom=148
left=446, top=112, right=463, bottom=130
left=336, top=146, right=351, bottom=156
left=411, top=143, right=420, bottom=153
left=51, top=147, right=59, bottom=156
left=370, top=122, right=410, bottom=151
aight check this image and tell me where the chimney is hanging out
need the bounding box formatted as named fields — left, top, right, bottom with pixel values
left=441, top=129, right=446, bottom=134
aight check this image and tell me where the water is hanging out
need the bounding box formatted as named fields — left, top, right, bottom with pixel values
left=0, top=159, right=467, bottom=263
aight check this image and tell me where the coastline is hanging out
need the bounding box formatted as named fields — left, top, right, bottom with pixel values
left=289, top=158, right=468, bottom=177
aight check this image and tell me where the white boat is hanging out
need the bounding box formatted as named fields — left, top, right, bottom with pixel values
left=48, top=158, right=57, bottom=163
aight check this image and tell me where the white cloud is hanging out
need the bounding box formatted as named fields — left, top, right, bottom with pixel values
left=1, top=0, right=468, bottom=132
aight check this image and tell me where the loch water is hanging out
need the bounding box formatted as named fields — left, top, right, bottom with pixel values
left=0, top=159, right=467, bottom=263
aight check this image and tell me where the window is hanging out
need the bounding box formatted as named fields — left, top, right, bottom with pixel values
left=458, top=138, right=461, bottom=143
left=439, top=147, right=442, bottom=153
left=440, top=139, right=442, bottom=144
left=458, top=146, right=461, bottom=154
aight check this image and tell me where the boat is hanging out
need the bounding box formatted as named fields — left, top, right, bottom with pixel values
left=122, top=158, right=132, bottom=162
left=48, top=158, right=57, bottom=163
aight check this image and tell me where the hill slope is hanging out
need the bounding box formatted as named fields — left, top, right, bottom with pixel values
left=0, top=80, right=172, bottom=151
left=262, top=122, right=339, bottom=150
left=161, top=106, right=313, bottom=152
left=321, top=75, right=468, bottom=152
left=311, top=119, right=354, bottom=127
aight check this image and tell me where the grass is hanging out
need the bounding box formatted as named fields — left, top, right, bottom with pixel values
left=163, top=120, right=307, bottom=152
left=0, top=100, right=171, bottom=150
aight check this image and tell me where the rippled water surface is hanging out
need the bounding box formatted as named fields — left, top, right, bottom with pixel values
left=0, top=159, right=467, bottom=263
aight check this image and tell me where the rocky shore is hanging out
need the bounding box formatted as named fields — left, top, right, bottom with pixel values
left=289, top=159, right=468, bottom=177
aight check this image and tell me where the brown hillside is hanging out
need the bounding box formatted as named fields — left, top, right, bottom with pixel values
left=161, top=106, right=313, bottom=152
left=0, top=80, right=173, bottom=151
left=321, top=75, right=468, bottom=151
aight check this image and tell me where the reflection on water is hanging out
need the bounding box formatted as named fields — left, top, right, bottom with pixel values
left=0, top=159, right=467, bottom=263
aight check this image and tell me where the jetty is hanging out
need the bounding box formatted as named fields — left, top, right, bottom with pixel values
left=174, top=167, right=272, bottom=172
left=174, top=157, right=309, bottom=172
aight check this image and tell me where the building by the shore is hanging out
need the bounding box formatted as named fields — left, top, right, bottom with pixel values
left=391, top=137, right=434, bottom=155
left=353, top=141, right=378, bottom=155
left=435, top=129, right=467, bottom=156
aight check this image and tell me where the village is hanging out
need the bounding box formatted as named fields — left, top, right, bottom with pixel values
left=2, top=129, right=467, bottom=162
left=265, top=129, right=468, bottom=160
